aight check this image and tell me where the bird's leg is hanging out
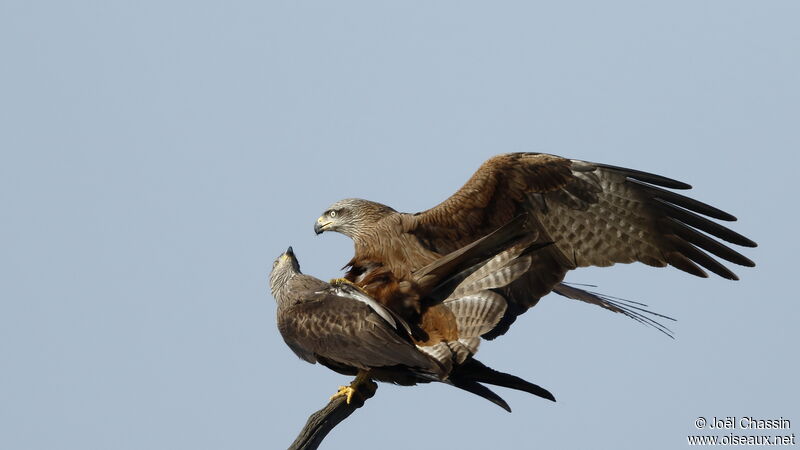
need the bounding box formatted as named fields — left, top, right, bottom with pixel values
left=329, top=370, right=377, bottom=407
left=328, top=278, right=368, bottom=295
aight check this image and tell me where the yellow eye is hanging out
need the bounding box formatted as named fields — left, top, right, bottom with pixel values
left=329, top=210, right=336, bottom=218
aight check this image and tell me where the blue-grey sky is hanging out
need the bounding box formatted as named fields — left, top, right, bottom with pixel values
left=2, top=1, right=797, bottom=449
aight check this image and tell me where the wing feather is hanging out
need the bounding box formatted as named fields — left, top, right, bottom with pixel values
left=407, top=153, right=755, bottom=337
left=652, top=199, right=757, bottom=247
left=278, top=292, right=443, bottom=375
left=661, top=217, right=754, bottom=267
left=412, top=153, right=754, bottom=275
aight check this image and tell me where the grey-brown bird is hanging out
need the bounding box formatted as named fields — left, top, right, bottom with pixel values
left=314, top=153, right=756, bottom=337
left=270, top=233, right=557, bottom=411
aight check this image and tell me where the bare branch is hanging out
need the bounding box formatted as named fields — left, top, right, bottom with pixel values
left=288, top=378, right=378, bottom=450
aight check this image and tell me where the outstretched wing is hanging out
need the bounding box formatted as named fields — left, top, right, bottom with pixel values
left=408, top=153, right=756, bottom=333
left=278, top=289, right=443, bottom=376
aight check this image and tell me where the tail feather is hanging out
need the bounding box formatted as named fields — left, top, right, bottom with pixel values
left=417, top=338, right=481, bottom=371
left=430, top=240, right=552, bottom=303
left=453, top=358, right=556, bottom=402
left=444, top=291, right=507, bottom=339
left=416, top=342, right=454, bottom=374
left=452, top=255, right=532, bottom=298
left=553, top=283, right=676, bottom=338
left=447, top=338, right=479, bottom=365
left=455, top=337, right=480, bottom=357
left=446, top=377, right=512, bottom=412
left=454, top=243, right=530, bottom=291
left=413, top=215, right=529, bottom=294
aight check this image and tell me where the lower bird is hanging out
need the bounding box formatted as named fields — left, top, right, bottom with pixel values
left=269, top=222, right=556, bottom=411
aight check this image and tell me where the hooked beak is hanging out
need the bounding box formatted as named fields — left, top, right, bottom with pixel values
left=280, top=246, right=295, bottom=262
left=314, top=217, right=331, bottom=235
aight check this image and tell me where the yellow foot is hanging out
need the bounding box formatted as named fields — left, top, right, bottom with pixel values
left=330, top=385, right=356, bottom=404
left=329, top=278, right=368, bottom=294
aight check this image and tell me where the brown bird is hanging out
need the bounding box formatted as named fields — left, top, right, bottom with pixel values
left=270, top=236, right=557, bottom=411
left=314, top=153, right=756, bottom=338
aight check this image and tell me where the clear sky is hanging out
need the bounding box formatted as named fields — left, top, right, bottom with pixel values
left=2, top=1, right=797, bottom=449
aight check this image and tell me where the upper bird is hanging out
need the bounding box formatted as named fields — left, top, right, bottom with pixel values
left=314, top=153, right=757, bottom=337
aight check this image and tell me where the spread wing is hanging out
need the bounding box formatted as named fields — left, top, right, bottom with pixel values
left=408, top=153, right=756, bottom=331
left=278, top=288, right=443, bottom=376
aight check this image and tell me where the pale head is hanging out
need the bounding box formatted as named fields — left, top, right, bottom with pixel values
left=269, top=246, right=301, bottom=299
left=313, top=198, right=396, bottom=239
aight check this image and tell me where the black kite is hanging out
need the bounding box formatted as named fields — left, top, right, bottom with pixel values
left=314, top=153, right=756, bottom=337
left=270, top=236, right=556, bottom=411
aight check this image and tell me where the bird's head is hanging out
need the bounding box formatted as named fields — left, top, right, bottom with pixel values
left=314, top=198, right=396, bottom=239
left=269, top=246, right=301, bottom=297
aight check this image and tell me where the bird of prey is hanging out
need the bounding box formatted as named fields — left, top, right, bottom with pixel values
left=270, top=237, right=556, bottom=411
left=314, top=153, right=756, bottom=337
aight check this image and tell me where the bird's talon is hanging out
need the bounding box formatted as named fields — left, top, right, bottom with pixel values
left=330, top=385, right=356, bottom=404
left=329, top=278, right=368, bottom=294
